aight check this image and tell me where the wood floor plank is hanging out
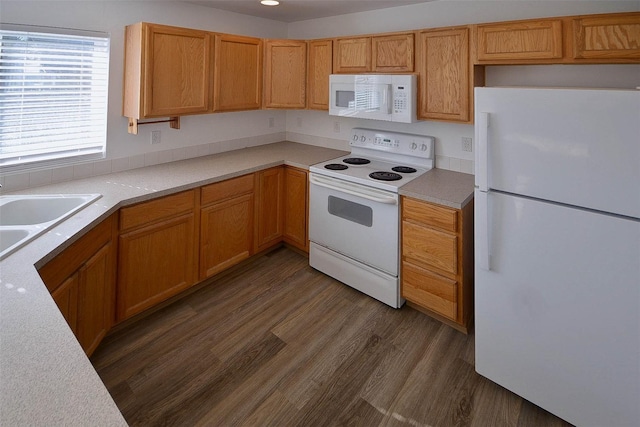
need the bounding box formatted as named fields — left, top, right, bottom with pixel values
left=92, top=248, right=573, bottom=427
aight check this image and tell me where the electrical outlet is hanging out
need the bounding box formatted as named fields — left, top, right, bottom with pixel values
left=461, top=137, right=472, bottom=152
left=151, top=130, right=161, bottom=145
left=333, top=121, right=340, bottom=133
left=268, top=117, right=275, bottom=128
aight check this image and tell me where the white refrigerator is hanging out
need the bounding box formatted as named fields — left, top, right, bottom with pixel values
left=474, top=87, right=640, bottom=427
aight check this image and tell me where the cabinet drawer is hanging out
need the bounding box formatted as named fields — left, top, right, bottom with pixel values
left=120, top=190, right=195, bottom=231
left=403, top=221, right=457, bottom=275
left=201, top=174, right=254, bottom=206
left=403, top=197, right=457, bottom=233
left=402, top=261, right=457, bottom=320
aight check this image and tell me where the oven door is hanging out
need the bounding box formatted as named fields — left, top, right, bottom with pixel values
left=308, top=173, right=399, bottom=276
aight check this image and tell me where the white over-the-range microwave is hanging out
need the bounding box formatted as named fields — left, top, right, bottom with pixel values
left=329, top=74, right=417, bottom=123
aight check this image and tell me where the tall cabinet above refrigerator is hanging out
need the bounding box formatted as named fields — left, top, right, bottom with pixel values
left=474, top=87, right=640, bottom=427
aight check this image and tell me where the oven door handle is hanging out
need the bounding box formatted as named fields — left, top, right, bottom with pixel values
left=309, top=174, right=398, bottom=205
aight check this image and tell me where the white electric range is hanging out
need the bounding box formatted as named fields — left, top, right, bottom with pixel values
left=308, top=128, right=435, bottom=308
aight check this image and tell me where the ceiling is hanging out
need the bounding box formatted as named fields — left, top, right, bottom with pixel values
left=186, top=0, right=437, bottom=23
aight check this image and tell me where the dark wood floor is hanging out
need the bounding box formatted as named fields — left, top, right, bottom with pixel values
left=91, top=247, right=572, bottom=427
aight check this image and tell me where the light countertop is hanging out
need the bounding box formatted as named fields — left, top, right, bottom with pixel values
left=0, top=141, right=473, bottom=425
left=399, top=168, right=475, bottom=209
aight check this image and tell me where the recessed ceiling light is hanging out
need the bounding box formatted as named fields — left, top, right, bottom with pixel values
left=261, top=0, right=280, bottom=6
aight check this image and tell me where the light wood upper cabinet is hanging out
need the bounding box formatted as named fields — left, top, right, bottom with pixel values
left=38, top=214, right=117, bottom=356
left=214, top=34, right=263, bottom=112
left=571, top=13, right=640, bottom=61
left=255, top=167, right=284, bottom=253
left=333, top=33, right=414, bottom=73
left=200, top=174, right=254, bottom=279
left=372, top=33, right=414, bottom=72
left=123, top=23, right=212, bottom=121
left=307, top=39, right=333, bottom=111
left=118, top=190, right=199, bottom=321
left=401, top=197, right=474, bottom=333
left=475, top=19, right=563, bottom=62
left=417, top=27, right=470, bottom=123
left=473, top=13, right=640, bottom=64
left=283, top=166, right=308, bottom=252
left=333, top=37, right=371, bottom=73
left=264, top=40, right=307, bottom=109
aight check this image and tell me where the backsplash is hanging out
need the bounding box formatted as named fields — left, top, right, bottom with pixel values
left=0, top=132, right=285, bottom=193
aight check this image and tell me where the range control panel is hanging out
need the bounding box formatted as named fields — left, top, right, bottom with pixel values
left=349, top=128, right=435, bottom=160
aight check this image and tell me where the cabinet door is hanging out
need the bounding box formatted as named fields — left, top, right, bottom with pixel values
left=307, top=40, right=333, bottom=111
left=333, top=37, right=371, bottom=73
left=571, top=13, right=640, bottom=61
left=255, top=167, right=284, bottom=252
left=372, top=33, right=414, bottom=72
left=51, top=274, right=79, bottom=334
left=418, top=28, right=470, bottom=122
left=264, top=40, right=306, bottom=109
left=214, top=34, right=262, bottom=112
left=475, top=20, right=563, bottom=62
left=118, top=213, right=197, bottom=320
left=200, top=194, right=253, bottom=279
left=142, top=24, right=212, bottom=117
left=283, top=167, right=308, bottom=252
left=77, top=242, right=115, bottom=355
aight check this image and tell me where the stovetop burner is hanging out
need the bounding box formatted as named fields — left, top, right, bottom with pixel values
left=324, top=163, right=349, bottom=171
left=369, top=171, right=403, bottom=181
left=343, top=157, right=371, bottom=165
left=392, top=166, right=417, bottom=174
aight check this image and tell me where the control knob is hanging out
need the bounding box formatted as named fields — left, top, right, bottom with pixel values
left=410, top=142, right=418, bottom=150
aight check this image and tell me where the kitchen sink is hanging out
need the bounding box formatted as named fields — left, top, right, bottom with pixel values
left=0, top=194, right=101, bottom=260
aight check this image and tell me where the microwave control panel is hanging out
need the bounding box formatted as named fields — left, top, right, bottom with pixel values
left=391, top=74, right=416, bottom=123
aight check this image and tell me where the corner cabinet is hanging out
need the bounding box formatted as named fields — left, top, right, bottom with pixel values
left=123, top=22, right=212, bottom=133
left=417, top=27, right=471, bottom=123
left=264, top=40, right=307, bottom=109
left=117, top=190, right=199, bottom=321
left=38, top=214, right=118, bottom=356
left=307, top=40, right=333, bottom=110
left=200, top=174, right=254, bottom=279
left=214, top=34, right=263, bottom=112
left=401, top=197, right=474, bottom=333
left=254, top=167, right=285, bottom=253
left=283, top=166, right=308, bottom=252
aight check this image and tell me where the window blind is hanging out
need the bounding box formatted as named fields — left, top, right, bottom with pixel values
left=0, top=26, right=109, bottom=172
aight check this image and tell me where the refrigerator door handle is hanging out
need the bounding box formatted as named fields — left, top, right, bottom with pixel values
left=477, top=190, right=491, bottom=271
left=476, top=112, right=489, bottom=192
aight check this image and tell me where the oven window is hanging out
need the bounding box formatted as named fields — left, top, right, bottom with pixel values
left=328, top=196, right=373, bottom=227
left=335, top=90, right=355, bottom=108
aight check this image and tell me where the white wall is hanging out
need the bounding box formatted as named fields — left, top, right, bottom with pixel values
left=286, top=0, right=640, bottom=174
left=1, top=0, right=639, bottom=190
left=0, top=0, right=289, bottom=190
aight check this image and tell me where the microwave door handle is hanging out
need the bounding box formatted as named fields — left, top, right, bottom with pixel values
left=384, top=84, right=392, bottom=113
left=309, top=175, right=398, bottom=205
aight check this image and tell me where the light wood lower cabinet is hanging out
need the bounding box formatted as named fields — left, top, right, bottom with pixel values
left=401, top=197, right=474, bottom=333
left=283, top=166, right=308, bottom=252
left=254, top=167, right=285, bottom=253
left=200, top=174, right=254, bottom=279
left=38, top=214, right=117, bottom=356
left=117, top=190, right=198, bottom=321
